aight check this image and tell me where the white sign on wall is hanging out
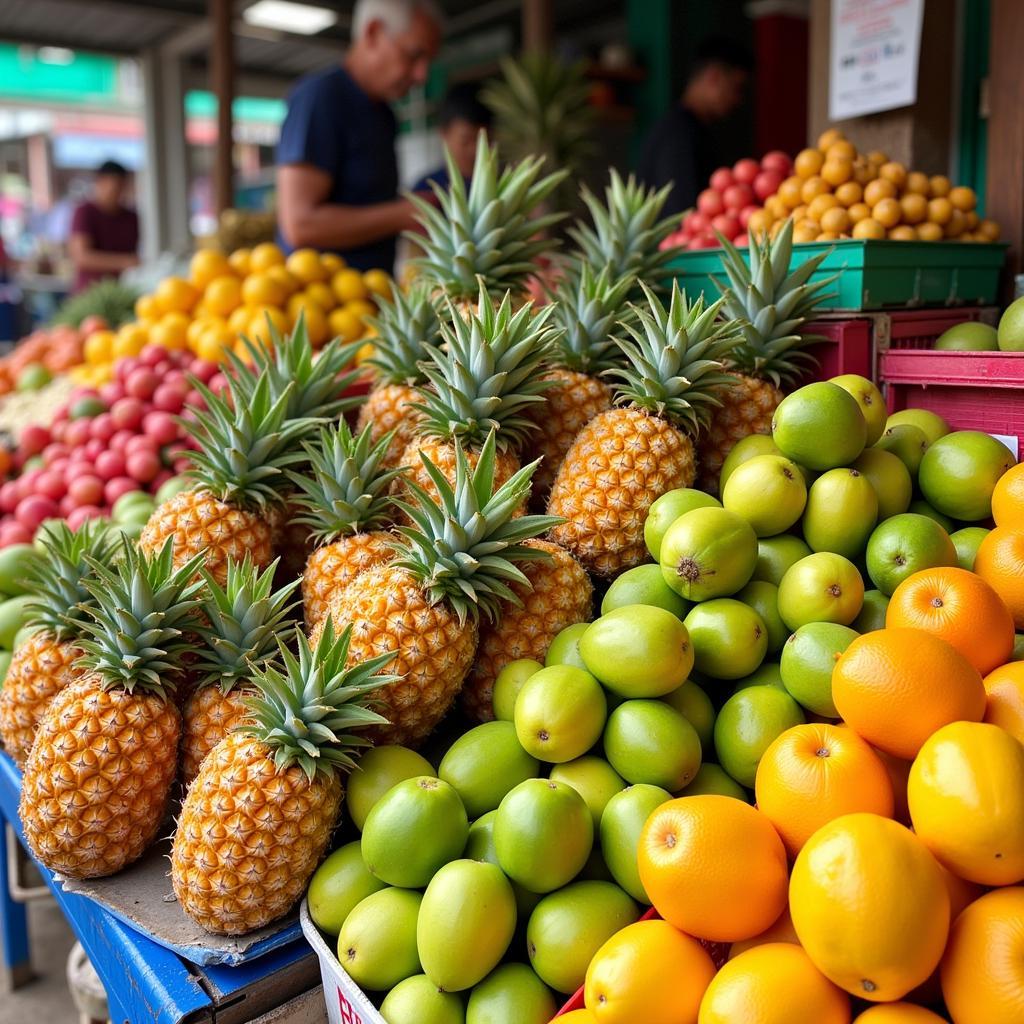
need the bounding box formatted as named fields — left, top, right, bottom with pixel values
left=829, top=0, right=925, bottom=121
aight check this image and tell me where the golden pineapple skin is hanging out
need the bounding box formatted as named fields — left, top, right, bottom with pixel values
left=397, top=439, right=521, bottom=513
left=171, top=733, right=342, bottom=935
left=139, top=490, right=273, bottom=586
left=320, top=565, right=478, bottom=747
left=181, top=684, right=254, bottom=787
left=529, top=369, right=612, bottom=503
left=462, top=539, right=593, bottom=722
left=302, top=531, right=394, bottom=629
left=0, top=633, right=84, bottom=767
left=19, top=676, right=181, bottom=879
left=356, top=384, right=423, bottom=469
left=697, top=374, right=783, bottom=493
left=547, top=407, right=696, bottom=577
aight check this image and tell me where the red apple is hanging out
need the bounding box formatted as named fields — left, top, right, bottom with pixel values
left=99, top=381, right=125, bottom=406
left=43, top=443, right=70, bottom=466
left=127, top=450, right=161, bottom=484
left=140, top=345, right=166, bottom=368
left=152, top=384, right=188, bottom=414
left=683, top=211, right=711, bottom=236
left=66, top=506, right=103, bottom=530
left=125, top=368, right=158, bottom=401
left=64, top=419, right=92, bottom=448
left=0, top=482, right=19, bottom=514
left=36, top=471, right=66, bottom=501
left=173, top=457, right=192, bottom=474
left=761, top=150, right=792, bottom=174
left=104, top=477, right=139, bottom=506
left=126, top=435, right=158, bottom=457
left=723, top=183, right=755, bottom=212
left=68, top=475, right=104, bottom=507
left=734, top=233, right=750, bottom=248
left=189, top=359, right=218, bottom=384
left=688, top=234, right=720, bottom=250
left=143, top=412, right=179, bottom=446
left=0, top=521, right=32, bottom=547
left=733, top=158, right=760, bottom=184
left=95, top=450, right=127, bottom=481
left=738, top=205, right=760, bottom=229
left=709, top=167, right=735, bottom=192
left=184, top=389, right=206, bottom=412
left=89, top=414, right=116, bottom=444
left=711, top=213, right=741, bottom=239
left=83, top=439, right=106, bottom=461
left=20, top=425, right=51, bottom=458
left=696, top=189, right=725, bottom=218
left=110, top=398, right=145, bottom=432
left=16, top=495, right=58, bottom=532
left=753, top=170, right=784, bottom=202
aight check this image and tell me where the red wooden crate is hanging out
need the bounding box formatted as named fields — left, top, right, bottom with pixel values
left=880, top=349, right=1024, bottom=459
left=802, top=318, right=872, bottom=381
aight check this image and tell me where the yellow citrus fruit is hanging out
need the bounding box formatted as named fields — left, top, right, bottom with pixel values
left=944, top=209, right=967, bottom=238
left=847, top=202, right=871, bottom=224
left=154, top=276, right=199, bottom=315
left=113, top=324, right=149, bottom=359
left=227, top=305, right=251, bottom=335
left=247, top=306, right=288, bottom=346
left=793, top=221, right=820, bottom=244
left=790, top=813, right=950, bottom=1002
left=855, top=1004, right=946, bottom=1023
left=204, top=275, right=243, bottom=317
left=727, top=904, right=799, bottom=961
left=150, top=313, right=189, bottom=351
left=266, top=264, right=300, bottom=297
left=777, top=177, right=804, bottom=209
left=747, top=209, right=773, bottom=235
left=249, top=241, right=285, bottom=272
left=927, top=197, right=953, bottom=225
left=285, top=247, right=327, bottom=285
left=187, top=316, right=213, bottom=350
left=807, top=194, right=839, bottom=221
left=820, top=207, right=851, bottom=235
left=853, top=159, right=876, bottom=186
left=864, top=179, right=897, bottom=207
left=821, top=158, right=853, bottom=187
left=817, top=128, right=845, bottom=152
left=83, top=330, right=115, bottom=364
left=866, top=150, right=889, bottom=167
left=929, top=175, right=951, bottom=198
left=332, top=268, right=369, bottom=304
left=320, top=252, right=345, bottom=274
left=287, top=296, right=329, bottom=346
left=872, top=198, right=902, bottom=229
left=879, top=162, right=908, bottom=189
left=852, top=218, right=885, bottom=240
left=900, top=193, right=928, bottom=225
left=134, top=295, right=159, bottom=320
left=908, top=720, right=1024, bottom=885
left=195, top=324, right=234, bottom=363
left=304, top=282, right=336, bottom=311
left=983, top=662, right=1024, bottom=743
left=903, top=171, right=931, bottom=197
left=834, top=181, right=863, bottom=207
left=228, top=248, right=251, bottom=276
left=816, top=231, right=840, bottom=241
left=949, top=186, right=977, bottom=211
left=795, top=148, right=825, bottom=179
left=801, top=176, right=831, bottom=204
left=363, top=269, right=393, bottom=300
left=190, top=248, right=231, bottom=289
left=790, top=204, right=809, bottom=222
left=328, top=307, right=365, bottom=342
left=979, top=218, right=1001, bottom=240
left=698, top=942, right=851, bottom=1024
left=241, top=273, right=286, bottom=309
left=824, top=139, right=856, bottom=162
left=915, top=222, right=943, bottom=241
left=345, top=298, right=378, bottom=320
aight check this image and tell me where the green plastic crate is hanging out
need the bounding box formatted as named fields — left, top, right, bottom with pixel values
left=665, top=239, right=1007, bottom=312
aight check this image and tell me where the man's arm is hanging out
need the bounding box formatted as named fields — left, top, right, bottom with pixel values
left=277, top=164, right=425, bottom=251
left=68, top=233, right=139, bottom=273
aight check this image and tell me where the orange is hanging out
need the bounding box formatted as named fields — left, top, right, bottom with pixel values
left=285, top=247, right=327, bottom=284
left=899, top=193, right=928, bottom=225
left=113, top=323, right=149, bottom=359
left=794, top=148, right=825, bottom=179
left=228, top=247, right=251, bottom=276
left=991, top=462, right=1024, bottom=527
left=929, top=175, right=951, bottom=198
left=154, top=276, right=199, bottom=315
left=807, top=193, right=840, bottom=221
left=979, top=218, right=1001, bottom=240
left=885, top=567, right=1015, bottom=674
left=854, top=1004, right=945, bottom=1023
left=266, top=264, right=300, bottom=298
left=903, top=171, right=931, bottom=196
left=852, top=159, right=875, bottom=186
left=135, top=294, right=159, bottom=320
left=363, top=268, right=393, bottom=300
left=286, top=297, right=329, bottom=347
left=304, top=281, right=337, bottom=312
left=793, top=221, right=819, bottom=244
left=790, top=813, right=950, bottom=1002
left=249, top=241, right=285, bottom=272
left=801, top=176, right=831, bottom=204
left=194, top=324, right=234, bottom=363
left=204, top=275, right=243, bottom=317
left=247, top=306, right=288, bottom=345
left=241, top=272, right=287, bottom=309
left=825, top=139, right=857, bottom=162
left=835, top=181, right=863, bottom=207
left=941, top=887, right=1024, bottom=1024
left=638, top=796, right=788, bottom=942
left=190, top=248, right=231, bottom=289
left=820, top=207, right=851, bottom=235
left=755, top=723, right=894, bottom=857
left=983, top=661, right=1024, bottom=742
left=332, top=268, right=369, bottom=304
left=698, top=943, right=850, bottom=1024
left=832, top=628, right=986, bottom=759
left=908, top=720, right=1024, bottom=885
left=344, top=298, right=377, bottom=320
left=878, top=162, right=908, bottom=189
left=777, top=177, right=803, bottom=209
left=149, top=316, right=189, bottom=352
left=915, top=222, right=943, bottom=241
left=949, top=186, right=976, bottom=211
left=872, top=198, right=902, bottom=229
left=817, top=128, right=845, bottom=151
left=727, top=904, right=799, bottom=960
left=320, top=252, right=345, bottom=274
left=227, top=305, right=251, bottom=336
left=83, top=330, right=115, bottom=364
left=747, top=209, right=773, bottom=235
left=866, top=150, right=889, bottom=167
left=852, top=218, right=885, bottom=240
left=864, top=178, right=897, bottom=207
left=888, top=225, right=915, bottom=241
left=328, top=307, right=366, bottom=343
left=975, top=527, right=1024, bottom=628
left=944, top=208, right=967, bottom=238
left=821, top=158, right=853, bottom=187
left=584, top=919, right=714, bottom=1024
left=927, top=197, right=953, bottom=225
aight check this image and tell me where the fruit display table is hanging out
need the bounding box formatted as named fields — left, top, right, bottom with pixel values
left=0, top=752, right=324, bottom=1023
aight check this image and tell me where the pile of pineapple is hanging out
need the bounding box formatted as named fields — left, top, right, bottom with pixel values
left=0, top=135, right=835, bottom=939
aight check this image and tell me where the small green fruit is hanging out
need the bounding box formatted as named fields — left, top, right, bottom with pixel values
left=466, top=963, right=555, bottom=1024
left=346, top=745, right=435, bottom=831
left=644, top=488, right=721, bottom=560
left=601, top=564, right=691, bottom=619
left=439, top=722, right=539, bottom=818
left=603, top=700, right=702, bottom=790
left=549, top=756, right=626, bottom=829
left=514, top=665, right=606, bottom=763
left=544, top=622, right=590, bottom=670
left=659, top=507, right=758, bottom=601
left=599, top=784, right=671, bottom=902
left=381, top=975, right=464, bottom=1024
left=336, top=887, right=421, bottom=991
left=307, top=841, right=386, bottom=936
left=492, top=659, right=542, bottom=721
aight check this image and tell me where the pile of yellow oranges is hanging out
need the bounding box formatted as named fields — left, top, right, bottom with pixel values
left=750, top=128, right=1001, bottom=245
left=73, top=243, right=391, bottom=385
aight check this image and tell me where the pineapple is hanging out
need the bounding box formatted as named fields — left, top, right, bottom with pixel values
left=181, top=556, right=300, bottom=786
left=529, top=265, right=635, bottom=501
left=409, top=134, right=567, bottom=305
left=288, top=421, right=405, bottom=629
left=548, top=282, right=743, bottom=577
left=400, top=281, right=559, bottom=503
left=320, top=432, right=561, bottom=747
left=19, top=540, right=205, bottom=879
left=698, top=219, right=838, bottom=490
left=565, top=170, right=682, bottom=290
left=356, top=282, right=444, bottom=468
left=461, top=538, right=592, bottom=722
left=0, top=522, right=119, bottom=767
left=172, top=619, right=394, bottom=935
left=139, top=371, right=310, bottom=584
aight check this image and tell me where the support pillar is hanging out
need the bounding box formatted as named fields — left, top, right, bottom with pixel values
left=210, top=0, right=235, bottom=217
left=521, top=0, right=553, bottom=53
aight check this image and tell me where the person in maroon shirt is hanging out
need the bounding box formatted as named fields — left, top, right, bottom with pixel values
left=69, top=160, right=140, bottom=292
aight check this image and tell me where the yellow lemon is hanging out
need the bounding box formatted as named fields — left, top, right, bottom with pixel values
left=344, top=298, right=377, bottom=321
left=190, top=248, right=232, bottom=289
left=241, top=273, right=286, bottom=309
left=362, top=268, right=393, bottom=301
left=228, top=305, right=252, bottom=335
left=134, top=295, right=159, bottom=321
left=154, top=276, right=199, bottom=315
left=113, top=324, right=149, bottom=359
left=204, top=275, right=243, bottom=317
left=332, top=268, right=369, bottom=304
left=320, top=252, right=345, bottom=274
left=285, top=247, right=327, bottom=284
left=267, top=264, right=300, bottom=297
left=249, top=241, right=285, bottom=272
left=83, top=330, right=115, bottom=364
left=304, top=281, right=336, bottom=311
left=228, top=247, right=251, bottom=276
left=328, top=307, right=365, bottom=342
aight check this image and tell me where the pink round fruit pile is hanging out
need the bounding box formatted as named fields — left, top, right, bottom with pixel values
left=0, top=345, right=217, bottom=546
left=661, top=151, right=795, bottom=250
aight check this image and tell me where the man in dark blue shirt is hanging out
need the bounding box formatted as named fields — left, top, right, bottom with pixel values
left=412, top=83, right=492, bottom=195
left=276, top=0, right=442, bottom=272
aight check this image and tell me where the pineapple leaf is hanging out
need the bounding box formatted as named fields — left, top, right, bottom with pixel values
left=363, top=282, right=444, bottom=386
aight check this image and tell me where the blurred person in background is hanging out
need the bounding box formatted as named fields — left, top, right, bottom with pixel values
left=276, top=0, right=442, bottom=273
left=412, top=82, right=492, bottom=193
left=69, top=160, right=140, bottom=293
left=637, top=36, right=753, bottom=217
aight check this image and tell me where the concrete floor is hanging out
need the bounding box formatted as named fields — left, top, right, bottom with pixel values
left=1, top=898, right=81, bottom=1024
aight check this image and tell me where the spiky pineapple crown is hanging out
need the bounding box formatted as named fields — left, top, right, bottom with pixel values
left=408, top=132, right=568, bottom=301
left=364, top=282, right=444, bottom=386
left=76, top=539, right=206, bottom=696
left=711, top=219, right=839, bottom=387
left=229, top=313, right=364, bottom=429
left=414, top=281, right=560, bottom=452
left=25, top=521, right=121, bottom=642
left=193, top=556, right=300, bottom=694
left=241, top=619, right=395, bottom=781
left=183, top=371, right=312, bottom=510
left=611, top=281, right=744, bottom=435
left=287, top=421, right=405, bottom=543
left=546, top=264, right=636, bottom=374
left=392, top=431, right=563, bottom=624
left=566, top=171, right=682, bottom=286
